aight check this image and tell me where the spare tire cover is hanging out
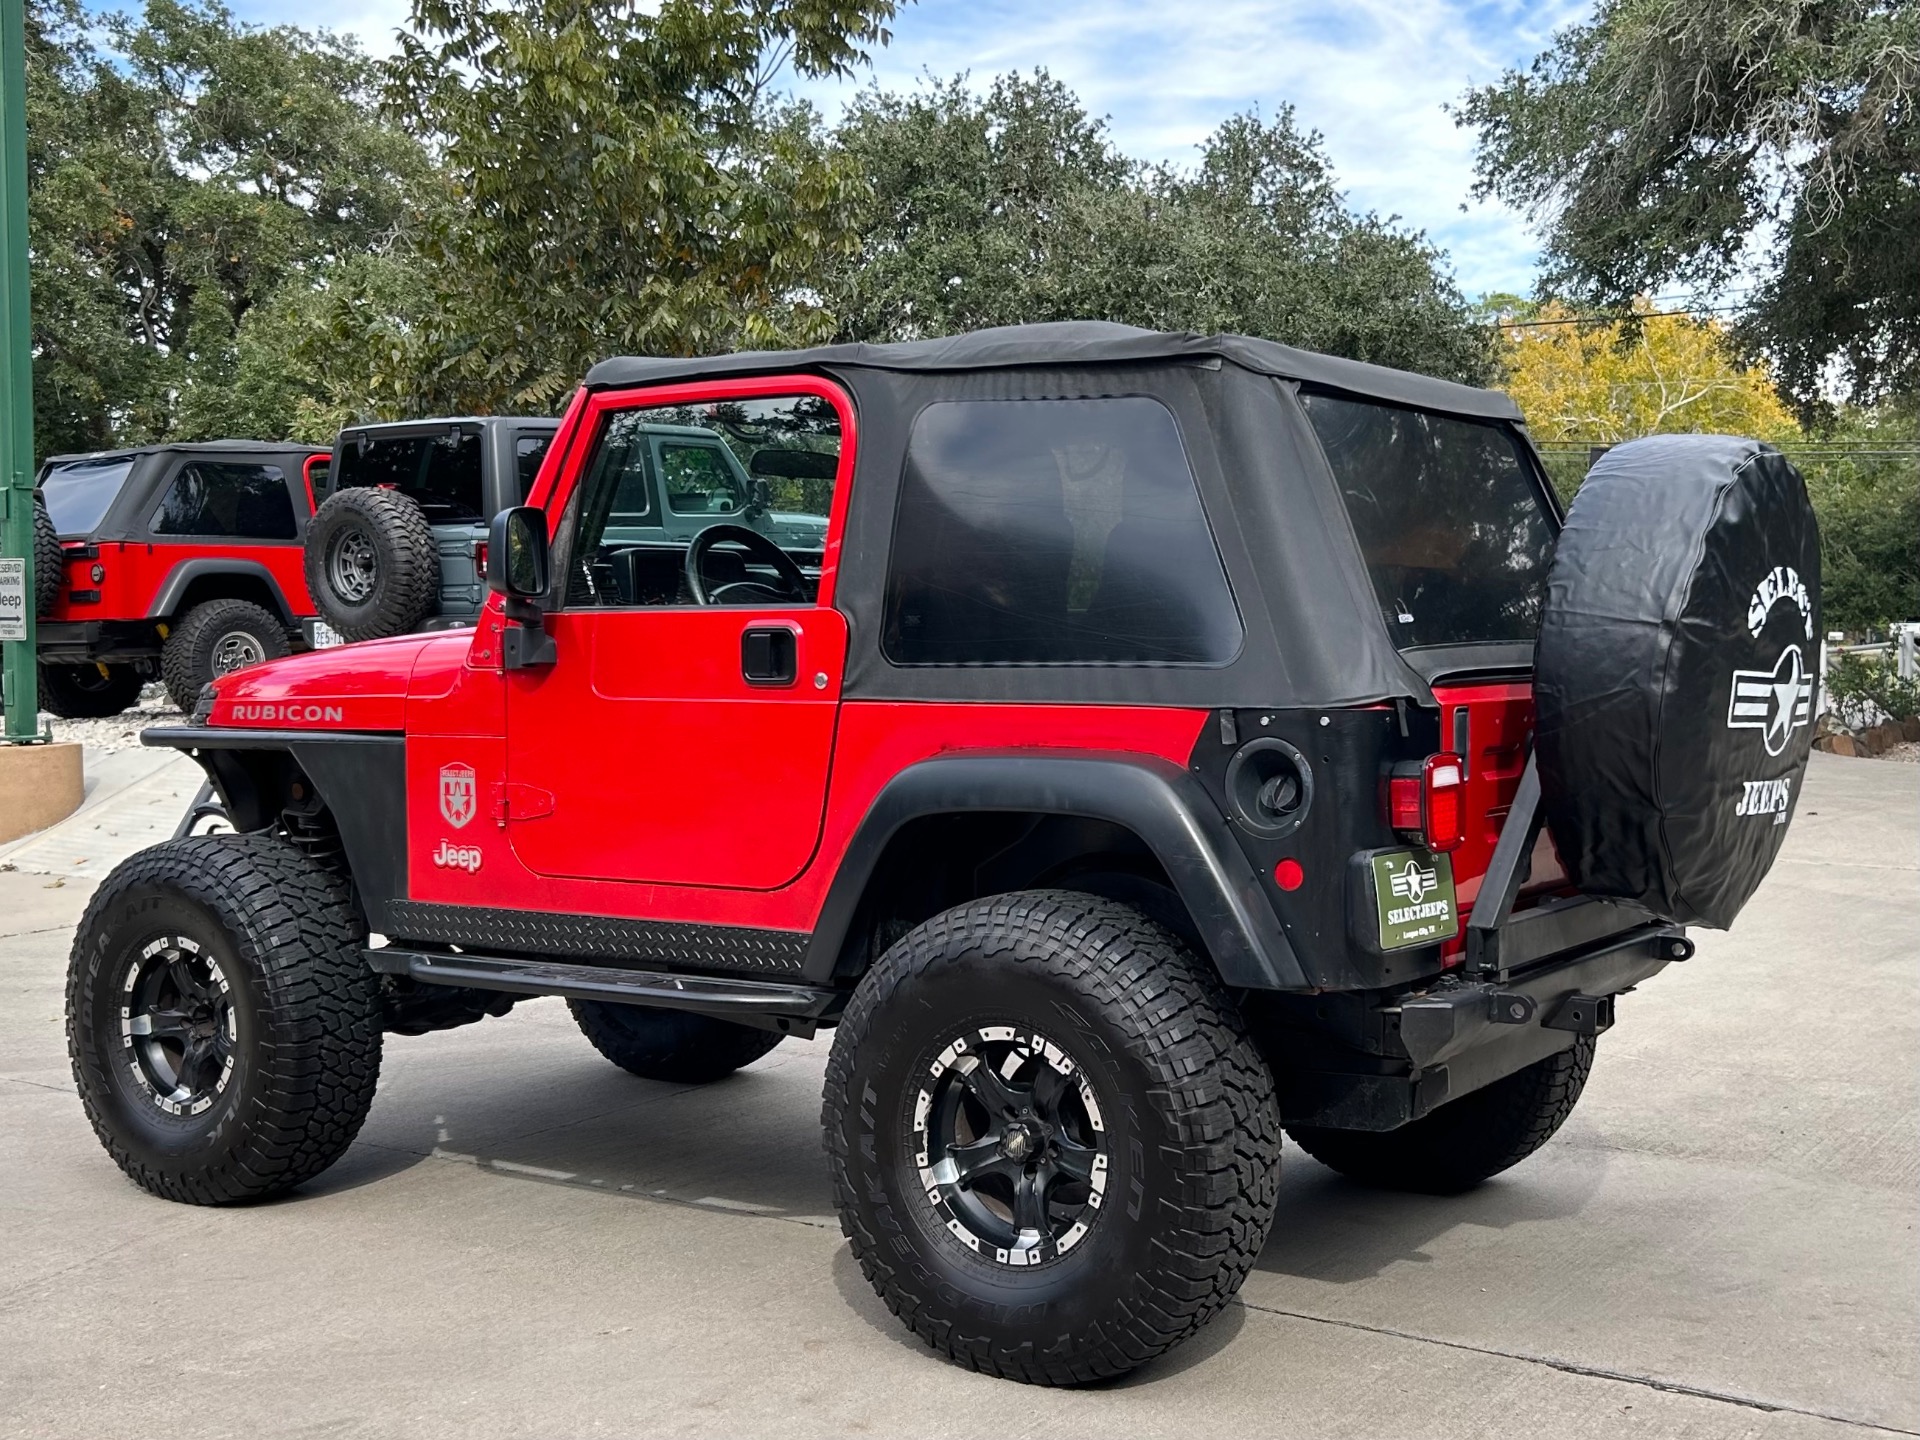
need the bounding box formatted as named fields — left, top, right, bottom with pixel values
left=1535, top=435, right=1820, bottom=929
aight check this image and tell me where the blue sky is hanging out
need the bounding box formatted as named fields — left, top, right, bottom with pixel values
left=230, top=0, right=1592, bottom=299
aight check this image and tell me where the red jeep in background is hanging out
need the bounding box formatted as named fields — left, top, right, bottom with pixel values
left=67, top=323, right=1821, bottom=1384
left=34, top=440, right=330, bottom=715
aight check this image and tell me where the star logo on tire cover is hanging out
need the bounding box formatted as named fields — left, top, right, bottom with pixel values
left=1726, top=645, right=1814, bottom=757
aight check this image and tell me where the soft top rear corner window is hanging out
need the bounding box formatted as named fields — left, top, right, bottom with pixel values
left=41, top=457, right=135, bottom=537
left=1300, top=391, right=1556, bottom=652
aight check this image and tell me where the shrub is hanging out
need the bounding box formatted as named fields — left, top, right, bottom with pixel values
left=1825, top=649, right=1920, bottom=729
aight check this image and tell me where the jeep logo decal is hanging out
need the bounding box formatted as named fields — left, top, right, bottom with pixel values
left=432, top=839, right=482, bottom=873
left=439, top=763, right=477, bottom=829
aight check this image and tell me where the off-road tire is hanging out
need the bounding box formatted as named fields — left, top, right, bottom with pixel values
left=823, top=890, right=1281, bottom=1386
left=33, top=492, right=62, bottom=615
left=161, top=598, right=289, bottom=713
left=1287, top=1036, right=1595, bottom=1195
left=304, top=487, right=438, bottom=640
left=66, top=834, right=383, bottom=1205
left=38, top=662, right=144, bottom=719
left=568, top=999, right=783, bottom=1083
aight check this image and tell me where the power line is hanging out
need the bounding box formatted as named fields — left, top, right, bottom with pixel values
left=1495, top=305, right=1745, bottom=329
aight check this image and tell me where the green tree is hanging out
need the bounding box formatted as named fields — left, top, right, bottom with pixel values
left=380, top=0, right=896, bottom=414
left=25, top=0, right=431, bottom=454
left=827, top=75, right=1497, bottom=384
left=1458, top=0, right=1920, bottom=418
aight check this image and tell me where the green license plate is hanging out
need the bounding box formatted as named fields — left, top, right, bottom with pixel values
left=1371, top=850, right=1460, bottom=950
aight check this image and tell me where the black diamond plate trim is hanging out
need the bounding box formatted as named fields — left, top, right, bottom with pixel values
left=384, top=902, right=810, bottom=975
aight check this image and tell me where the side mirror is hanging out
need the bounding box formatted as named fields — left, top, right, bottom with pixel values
left=488, top=506, right=549, bottom=599
left=746, top=477, right=771, bottom=519
left=488, top=507, right=555, bottom=669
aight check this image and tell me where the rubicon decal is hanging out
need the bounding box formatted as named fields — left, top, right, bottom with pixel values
left=439, top=762, right=476, bottom=829
left=432, top=840, right=482, bottom=872
left=228, top=702, right=345, bottom=723
left=1727, top=644, right=1814, bottom=757
left=1734, top=776, right=1793, bottom=824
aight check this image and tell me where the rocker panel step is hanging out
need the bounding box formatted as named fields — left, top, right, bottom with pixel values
left=367, top=947, right=841, bottom=1032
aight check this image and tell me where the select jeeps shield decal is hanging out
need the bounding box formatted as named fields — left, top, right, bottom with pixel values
left=439, top=762, right=477, bottom=829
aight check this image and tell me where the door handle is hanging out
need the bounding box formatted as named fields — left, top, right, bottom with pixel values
left=741, top=626, right=798, bottom=687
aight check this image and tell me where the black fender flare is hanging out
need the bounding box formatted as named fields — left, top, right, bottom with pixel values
left=802, top=753, right=1307, bottom=990
left=148, top=558, right=297, bottom=626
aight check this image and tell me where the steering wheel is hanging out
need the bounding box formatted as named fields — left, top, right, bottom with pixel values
left=685, top=523, right=809, bottom=606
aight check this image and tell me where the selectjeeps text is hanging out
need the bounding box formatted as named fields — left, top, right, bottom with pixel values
left=66, top=323, right=1821, bottom=1384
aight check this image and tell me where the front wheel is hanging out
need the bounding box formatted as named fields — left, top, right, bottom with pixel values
left=38, top=661, right=144, bottom=719
left=66, top=834, right=383, bottom=1204
left=823, top=891, right=1281, bottom=1385
left=1287, top=1037, right=1596, bottom=1194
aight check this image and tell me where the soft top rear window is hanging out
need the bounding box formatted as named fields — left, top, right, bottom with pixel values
left=334, top=429, right=484, bottom=522
left=1301, top=392, right=1556, bottom=651
left=41, top=457, right=136, bottom=537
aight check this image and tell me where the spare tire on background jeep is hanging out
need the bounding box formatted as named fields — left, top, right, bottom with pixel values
left=304, top=487, right=440, bottom=640
left=33, top=492, right=62, bottom=617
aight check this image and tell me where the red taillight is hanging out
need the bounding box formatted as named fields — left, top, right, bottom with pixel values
left=1423, top=752, right=1465, bottom=853
left=473, top=539, right=488, bottom=579
left=1388, top=752, right=1465, bottom=853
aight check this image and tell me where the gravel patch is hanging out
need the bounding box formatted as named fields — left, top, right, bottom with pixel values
left=1878, top=740, right=1920, bottom=763
left=41, top=683, right=184, bottom=753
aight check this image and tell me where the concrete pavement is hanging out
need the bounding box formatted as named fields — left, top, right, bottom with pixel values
left=1, top=752, right=1914, bottom=1438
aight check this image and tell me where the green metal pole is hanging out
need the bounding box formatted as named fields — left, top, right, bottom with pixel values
left=0, top=0, right=36, bottom=742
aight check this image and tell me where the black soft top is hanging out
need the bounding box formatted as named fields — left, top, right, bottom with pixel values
left=582, top=322, right=1549, bottom=711
left=39, top=438, right=326, bottom=468
left=585, top=321, right=1520, bottom=422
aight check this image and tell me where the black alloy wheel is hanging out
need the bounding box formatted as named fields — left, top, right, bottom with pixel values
left=117, top=934, right=238, bottom=1118
left=824, top=891, right=1281, bottom=1385
left=68, top=834, right=383, bottom=1205
left=915, top=1024, right=1109, bottom=1266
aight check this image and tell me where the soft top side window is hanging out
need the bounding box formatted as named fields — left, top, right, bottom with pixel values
left=150, top=461, right=297, bottom=540
left=882, top=397, right=1241, bottom=666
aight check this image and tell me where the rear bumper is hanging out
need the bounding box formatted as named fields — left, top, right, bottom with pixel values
left=37, top=620, right=161, bottom=664
left=1275, top=918, right=1687, bottom=1131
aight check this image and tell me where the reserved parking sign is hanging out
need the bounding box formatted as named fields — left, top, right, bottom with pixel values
left=0, top=557, right=25, bottom=641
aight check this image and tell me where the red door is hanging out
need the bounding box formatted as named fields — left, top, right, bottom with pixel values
left=502, top=376, right=855, bottom=892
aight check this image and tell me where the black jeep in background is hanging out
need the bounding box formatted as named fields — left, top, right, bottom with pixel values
left=303, top=417, right=558, bottom=644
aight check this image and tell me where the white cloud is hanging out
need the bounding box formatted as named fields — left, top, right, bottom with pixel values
left=233, top=0, right=1587, bottom=296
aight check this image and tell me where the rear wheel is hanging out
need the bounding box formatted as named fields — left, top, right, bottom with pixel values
left=38, top=662, right=144, bottom=719
left=823, top=891, right=1280, bottom=1385
left=161, top=598, right=289, bottom=712
left=66, top=834, right=383, bottom=1204
left=568, top=999, right=782, bottom=1083
left=1287, top=1037, right=1595, bottom=1194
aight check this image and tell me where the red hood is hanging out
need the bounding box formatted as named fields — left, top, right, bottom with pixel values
left=206, top=631, right=472, bottom=732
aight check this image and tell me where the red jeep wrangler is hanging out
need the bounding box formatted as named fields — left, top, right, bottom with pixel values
left=66, top=324, right=1820, bottom=1384
left=34, top=440, right=330, bottom=715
